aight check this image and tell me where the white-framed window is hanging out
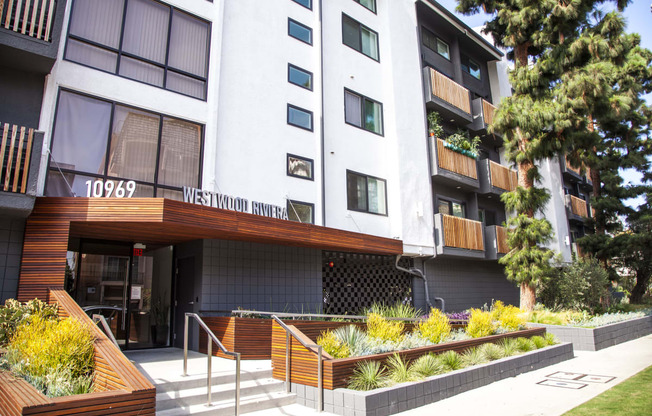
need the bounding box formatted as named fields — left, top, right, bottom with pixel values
left=344, top=89, right=383, bottom=135
left=347, top=170, right=387, bottom=215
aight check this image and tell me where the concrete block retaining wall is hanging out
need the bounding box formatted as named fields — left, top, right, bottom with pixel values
left=293, top=342, right=574, bottom=416
left=529, top=315, right=652, bottom=351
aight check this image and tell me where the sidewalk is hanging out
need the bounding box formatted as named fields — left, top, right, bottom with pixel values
left=249, top=334, right=652, bottom=416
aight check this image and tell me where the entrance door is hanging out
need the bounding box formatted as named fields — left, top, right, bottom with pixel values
left=70, top=240, right=173, bottom=349
left=174, top=256, right=195, bottom=348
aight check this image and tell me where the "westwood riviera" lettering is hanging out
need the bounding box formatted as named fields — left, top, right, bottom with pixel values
left=182, top=187, right=289, bottom=220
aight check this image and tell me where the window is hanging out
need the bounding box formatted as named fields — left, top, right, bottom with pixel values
left=288, top=18, right=312, bottom=45
left=46, top=90, right=202, bottom=200
left=421, top=27, right=450, bottom=60
left=342, top=14, right=379, bottom=61
left=438, top=199, right=465, bottom=218
left=354, top=0, right=376, bottom=13
left=287, top=104, right=313, bottom=131
left=287, top=154, right=314, bottom=180
left=344, top=89, right=383, bottom=135
left=65, top=0, right=210, bottom=100
left=287, top=200, right=314, bottom=224
left=478, top=209, right=496, bottom=226
left=288, top=64, right=313, bottom=90
left=346, top=171, right=387, bottom=215
left=291, top=0, right=312, bottom=9
left=461, top=55, right=481, bottom=79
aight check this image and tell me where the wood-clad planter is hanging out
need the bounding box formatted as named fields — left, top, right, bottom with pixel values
left=0, top=288, right=155, bottom=416
left=271, top=321, right=546, bottom=390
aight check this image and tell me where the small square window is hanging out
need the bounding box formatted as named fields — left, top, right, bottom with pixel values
left=354, top=0, right=376, bottom=13
left=342, top=14, right=379, bottom=61
left=291, top=0, right=312, bottom=10
left=287, top=200, right=314, bottom=224
left=287, top=104, right=313, bottom=131
left=344, top=89, right=383, bottom=135
left=347, top=170, right=387, bottom=215
left=287, top=154, right=314, bottom=180
left=288, top=64, right=313, bottom=90
left=461, top=56, right=481, bottom=79
left=288, top=18, right=312, bottom=45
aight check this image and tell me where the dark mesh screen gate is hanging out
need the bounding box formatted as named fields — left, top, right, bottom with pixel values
left=322, top=251, right=413, bottom=315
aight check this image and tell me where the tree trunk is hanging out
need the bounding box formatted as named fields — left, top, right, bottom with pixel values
left=520, top=282, right=536, bottom=311
left=630, top=268, right=651, bottom=304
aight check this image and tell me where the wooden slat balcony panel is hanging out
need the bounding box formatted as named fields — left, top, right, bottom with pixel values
left=1, top=123, right=34, bottom=194
left=482, top=99, right=496, bottom=126
left=436, top=139, right=478, bottom=179
left=442, top=214, right=484, bottom=251
left=570, top=195, right=588, bottom=218
left=489, top=160, right=517, bottom=192
left=0, top=0, right=56, bottom=41
left=495, top=226, right=509, bottom=254
left=429, top=68, right=471, bottom=114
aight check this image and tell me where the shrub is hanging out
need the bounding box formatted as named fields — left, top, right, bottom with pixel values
left=362, top=302, right=422, bottom=319
left=0, top=299, right=57, bottom=346
left=479, top=343, right=504, bottom=361
left=348, top=361, right=388, bottom=391
left=531, top=336, right=547, bottom=349
left=461, top=347, right=488, bottom=367
left=515, top=337, right=536, bottom=352
left=498, top=338, right=519, bottom=357
left=366, top=313, right=404, bottom=343
left=466, top=309, right=496, bottom=338
left=386, top=354, right=416, bottom=384
left=332, top=325, right=369, bottom=356
left=409, top=353, right=445, bottom=378
left=491, top=301, right=526, bottom=331
left=417, top=308, right=451, bottom=344
left=544, top=332, right=558, bottom=346
left=438, top=350, right=464, bottom=371
left=316, top=330, right=350, bottom=359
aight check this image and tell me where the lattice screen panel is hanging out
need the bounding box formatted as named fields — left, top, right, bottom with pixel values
left=322, top=251, right=413, bottom=315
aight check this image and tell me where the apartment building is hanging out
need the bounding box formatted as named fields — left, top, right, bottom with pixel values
left=0, top=0, right=588, bottom=350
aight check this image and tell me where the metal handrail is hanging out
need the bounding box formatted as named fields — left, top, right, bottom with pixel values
left=91, top=314, right=119, bottom=348
left=232, top=310, right=424, bottom=322
left=271, top=315, right=323, bottom=412
left=183, top=313, right=241, bottom=415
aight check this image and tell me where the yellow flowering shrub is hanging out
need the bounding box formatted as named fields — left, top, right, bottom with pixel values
left=466, top=309, right=496, bottom=338
left=417, top=308, right=451, bottom=344
left=366, top=313, right=404, bottom=342
left=316, top=330, right=350, bottom=359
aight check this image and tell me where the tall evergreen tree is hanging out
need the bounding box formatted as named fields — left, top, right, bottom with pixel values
left=456, top=0, right=629, bottom=310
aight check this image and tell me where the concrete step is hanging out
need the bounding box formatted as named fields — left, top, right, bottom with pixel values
left=153, top=368, right=273, bottom=393
left=156, top=390, right=297, bottom=416
left=156, top=377, right=286, bottom=411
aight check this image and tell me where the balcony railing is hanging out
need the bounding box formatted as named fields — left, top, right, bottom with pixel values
left=481, top=99, right=496, bottom=126
left=429, top=68, right=471, bottom=114
left=436, top=138, right=478, bottom=180
left=489, top=160, right=517, bottom=192
left=495, top=225, right=509, bottom=254
left=441, top=214, right=484, bottom=251
left=568, top=195, right=588, bottom=218
left=0, top=0, right=56, bottom=42
left=1, top=122, right=35, bottom=194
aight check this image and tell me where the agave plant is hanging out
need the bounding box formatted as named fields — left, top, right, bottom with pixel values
left=515, top=337, right=536, bottom=352
left=460, top=347, right=488, bottom=367
left=530, top=336, right=547, bottom=349
left=385, top=354, right=417, bottom=384
left=348, top=360, right=388, bottom=391
left=498, top=338, right=519, bottom=357
left=479, top=343, right=504, bottom=361
left=409, top=353, right=445, bottom=378
left=438, top=350, right=464, bottom=371
left=332, top=325, right=371, bottom=356
left=544, top=332, right=558, bottom=346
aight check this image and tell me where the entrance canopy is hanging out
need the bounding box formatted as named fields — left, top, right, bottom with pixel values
left=17, top=197, right=403, bottom=301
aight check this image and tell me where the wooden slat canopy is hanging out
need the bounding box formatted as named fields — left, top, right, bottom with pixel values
left=17, top=197, right=403, bottom=301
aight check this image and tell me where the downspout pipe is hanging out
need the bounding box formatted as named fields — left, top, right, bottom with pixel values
left=395, top=255, right=445, bottom=312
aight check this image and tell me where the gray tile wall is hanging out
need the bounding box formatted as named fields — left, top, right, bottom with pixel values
left=415, top=257, right=519, bottom=312
left=201, top=240, right=323, bottom=313
left=0, top=217, right=25, bottom=303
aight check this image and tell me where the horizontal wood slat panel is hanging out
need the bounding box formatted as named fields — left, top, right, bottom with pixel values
left=495, top=226, right=509, bottom=254
left=489, top=160, right=517, bottom=192
left=429, top=68, right=471, bottom=113
left=436, top=139, right=478, bottom=179
left=198, top=317, right=273, bottom=360
left=569, top=195, right=588, bottom=218
left=442, top=214, right=484, bottom=251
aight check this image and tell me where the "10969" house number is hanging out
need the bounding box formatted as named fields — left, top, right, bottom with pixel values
left=85, top=179, right=137, bottom=198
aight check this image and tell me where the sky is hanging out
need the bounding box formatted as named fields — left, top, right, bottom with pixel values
left=436, top=0, right=651, bottom=208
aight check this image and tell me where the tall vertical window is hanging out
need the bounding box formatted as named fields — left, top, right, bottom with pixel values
left=354, top=0, right=376, bottom=13
left=288, top=18, right=312, bottom=45
left=287, top=200, right=314, bottom=224
left=346, top=171, right=387, bottom=215
left=46, top=90, right=202, bottom=200
left=288, top=64, right=313, bottom=90
left=421, top=27, right=450, bottom=60
left=66, top=0, right=210, bottom=99
left=344, top=89, right=383, bottom=135
left=342, top=14, right=379, bottom=61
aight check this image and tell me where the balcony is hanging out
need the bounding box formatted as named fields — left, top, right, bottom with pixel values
left=565, top=194, right=589, bottom=223
left=0, top=0, right=65, bottom=74
left=0, top=122, right=43, bottom=216
left=434, top=213, right=485, bottom=258
left=559, top=154, right=584, bottom=183
left=468, top=98, right=498, bottom=133
left=485, top=225, right=509, bottom=260
left=423, top=67, right=472, bottom=124
left=430, top=137, right=479, bottom=189
left=478, top=159, right=517, bottom=195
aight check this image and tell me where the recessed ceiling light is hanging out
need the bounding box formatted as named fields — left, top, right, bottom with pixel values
left=456, top=186, right=461, bottom=189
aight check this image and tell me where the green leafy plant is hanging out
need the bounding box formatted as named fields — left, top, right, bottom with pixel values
left=316, top=330, right=350, bottom=359
left=427, top=111, right=444, bottom=138
left=498, top=338, right=519, bottom=357
left=409, top=353, right=445, bottom=378
left=438, top=350, right=464, bottom=371
left=461, top=347, right=488, bottom=367
left=386, top=354, right=416, bottom=384
left=530, top=336, right=547, bottom=349
left=444, top=129, right=481, bottom=158
left=466, top=309, right=496, bottom=338
left=0, top=299, right=58, bottom=346
left=362, top=302, right=422, bottom=319
left=544, top=333, right=558, bottom=346
left=417, top=308, right=451, bottom=344
left=479, top=343, right=504, bottom=361
left=515, top=337, right=536, bottom=352
left=366, top=313, right=405, bottom=343
left=348, top=360, right=388, bottom=391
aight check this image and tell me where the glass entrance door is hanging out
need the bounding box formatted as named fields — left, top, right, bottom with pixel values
left=69, top=240, right=173, bottom=349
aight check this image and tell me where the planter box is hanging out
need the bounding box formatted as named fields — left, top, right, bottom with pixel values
left=529, top=315, right=652, bottom=351
left=271, top=320, right=546, bottom=390
left=293, top=342, right=574, bottom=415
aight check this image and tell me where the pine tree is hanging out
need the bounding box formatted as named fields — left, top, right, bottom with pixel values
left=456, top=0, right=629, bottom=310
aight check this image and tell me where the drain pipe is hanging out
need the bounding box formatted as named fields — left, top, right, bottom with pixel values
left=395, top=255, right=445, bottom=312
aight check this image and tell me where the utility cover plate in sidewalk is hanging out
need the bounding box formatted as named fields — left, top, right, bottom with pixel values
left=537, top=379, right=588, bottom=389
left=576, top=374, right=615, bottom=383
left=546, top=371, right=586, bottom=381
